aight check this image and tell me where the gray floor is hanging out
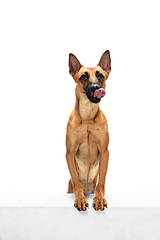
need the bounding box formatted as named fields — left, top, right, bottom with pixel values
left=0, top=194, right=160, bottom=240
left=0, top=207, right=160, bottom=240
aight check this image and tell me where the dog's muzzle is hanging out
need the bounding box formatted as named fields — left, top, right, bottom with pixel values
left=84, top=83, right=103, bottom=104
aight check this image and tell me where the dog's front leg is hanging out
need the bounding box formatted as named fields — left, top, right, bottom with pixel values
left=66, top=150, right=88, bottom=211
left=93, top=148, right=109, bottom=211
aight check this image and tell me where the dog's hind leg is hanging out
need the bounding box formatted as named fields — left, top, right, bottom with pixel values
left=67, top=179, right=74, bottom=193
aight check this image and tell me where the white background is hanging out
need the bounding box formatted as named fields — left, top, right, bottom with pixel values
left=0, top=0, right=160, bottom=194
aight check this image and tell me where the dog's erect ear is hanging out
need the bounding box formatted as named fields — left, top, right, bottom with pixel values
left=98, top=50, right=111, bottom=73
left=69, top=53, right=82, bottom=77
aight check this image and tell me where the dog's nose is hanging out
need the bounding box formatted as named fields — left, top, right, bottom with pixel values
left=84, top=83, right=102, bottom=104
left=88, top=83, right=101, bottom=96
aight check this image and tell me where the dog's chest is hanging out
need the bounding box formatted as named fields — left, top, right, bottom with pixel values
left=75, top=128, right=100, bottom=183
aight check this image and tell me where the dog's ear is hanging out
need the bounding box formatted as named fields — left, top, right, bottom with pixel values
left=69, top=53, right=82, bottom=77
left=98, top=50, right=111, bottom=73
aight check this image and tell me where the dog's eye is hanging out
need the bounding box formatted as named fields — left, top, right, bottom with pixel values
left=96, top=71, right=104, bottom=82
left=80, top=72, right=89, bottom=82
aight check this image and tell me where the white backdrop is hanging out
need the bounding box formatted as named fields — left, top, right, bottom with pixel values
left=0, top=0, right=160, bottom=194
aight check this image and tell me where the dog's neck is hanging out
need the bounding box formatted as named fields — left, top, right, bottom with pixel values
left=75, top=86, right=99, bottom=123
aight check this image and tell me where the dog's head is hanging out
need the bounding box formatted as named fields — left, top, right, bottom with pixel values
left=69, top=50, right=111, bottom=104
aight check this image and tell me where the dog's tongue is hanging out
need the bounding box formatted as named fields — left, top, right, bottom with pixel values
left=94, top=88, right=106, bottom=98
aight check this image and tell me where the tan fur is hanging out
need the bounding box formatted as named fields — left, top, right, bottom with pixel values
left=66, top=50, right=111, bottom=211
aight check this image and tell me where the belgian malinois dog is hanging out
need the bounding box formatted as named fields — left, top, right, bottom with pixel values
left=66, top=50, right=111, bottom=211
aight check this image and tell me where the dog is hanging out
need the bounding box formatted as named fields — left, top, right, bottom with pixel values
left=66, top=50, right=111, bottom=211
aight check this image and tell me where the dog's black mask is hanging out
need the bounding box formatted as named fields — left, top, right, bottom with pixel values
left=84, top=83, right=101, bottom=104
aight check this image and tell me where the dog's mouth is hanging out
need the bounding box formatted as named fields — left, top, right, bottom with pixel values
left=84, top=83, right=106, bottom=104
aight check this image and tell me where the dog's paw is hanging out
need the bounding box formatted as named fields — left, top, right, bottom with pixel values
left=92, top=197, right=108, bottom=211
left=74, top=197, right=89, bottom=211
